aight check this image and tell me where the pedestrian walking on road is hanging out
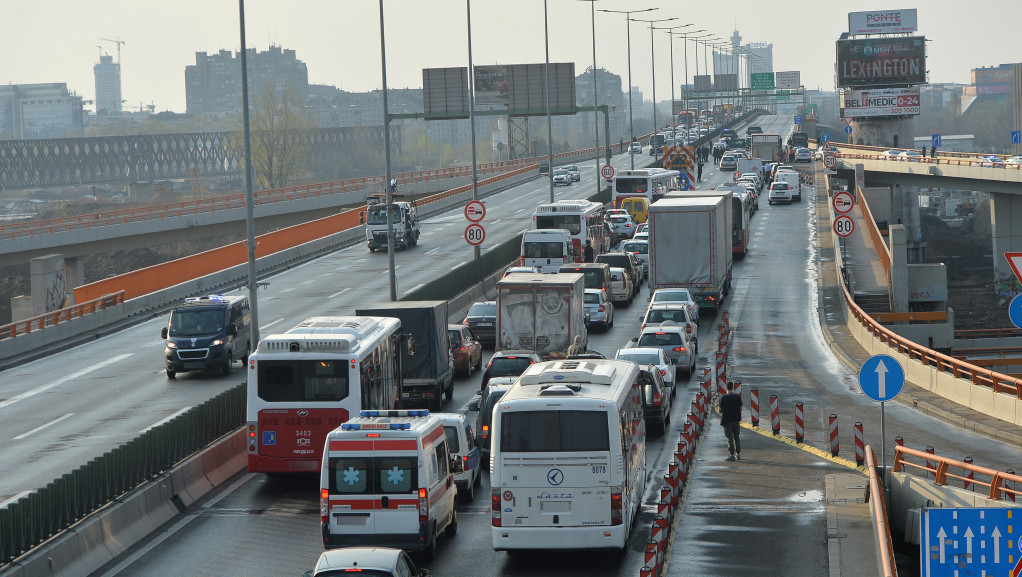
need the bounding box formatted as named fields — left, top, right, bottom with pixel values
left=583, top=240, right=594, bottom=263
left=718, top=380, right=743, bottom=461
left=697, top=159, right=704, bottom=182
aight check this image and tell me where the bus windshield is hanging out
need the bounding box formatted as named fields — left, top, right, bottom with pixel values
left=534, top=214, right=582, bottom=235
left=500, top=410, right=609, bottom=452
left=365, top=205, right=402, bottom=225
left=257, top=360, right=351, bottom=402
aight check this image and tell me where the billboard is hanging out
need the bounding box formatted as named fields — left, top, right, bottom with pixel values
left=836, top=36, right=926, bottom=88
left=750, top=72, right=775, bottom=90
left=693, top=75, right=711, bottom=93
left=848, top=9, right=918, bottom=35
left=505, top=63, right=576, bottom=114
left=972, top=67, right=1012, bottom=85
left=474, top=65, right=510, bottom=106
left=775, top=71, right=801, bottom=90
left=840, top=87, right=920, bottom=118
left=422, top=67, right=470, bottom=118
left=715, top=74, right=738, bottom=92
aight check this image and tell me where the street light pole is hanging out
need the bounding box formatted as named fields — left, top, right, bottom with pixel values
left=651, top=24, right=690, bottom=142
left=543, top=0, right=554, bottom=203
left=630, top=17, right=676, bottom=164
left=238, top=0, right=260, bottom=345
left=576, top=0, right=601, bottom=196
left=378, top=0, right=397, bottom=301
left=466, top=0, right=480, bottom=261
left=600, top=7, right=656, bottom=170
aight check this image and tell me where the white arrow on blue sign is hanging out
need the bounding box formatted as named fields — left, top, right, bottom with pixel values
left=922, top=507, right=1022, bottom=577
left=845, top=125, right=853, bottom=135
left=1012, top=131, right=1022, bottom=145
left=932, top=134, right=942, bottom=148
left=820, top=133, right=830, bottom=143
left=858, top=354, right=905, bottom=402
left=794, top=115, right=802, bottom=124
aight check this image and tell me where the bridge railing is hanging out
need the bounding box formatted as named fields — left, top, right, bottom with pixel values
left=865, top=446, right=897, bottom=577
left=0, top=291, right=125, bottom=339
left=855, top=184, right=892, bottom=279
left=893, top=445, right=1022, bottom=500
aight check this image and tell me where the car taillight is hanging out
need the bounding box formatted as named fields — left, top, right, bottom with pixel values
left=492, top=490, right=502, bottom=527
left=610, top=487, right=623, bottom=525
left=598, top=305, right=605, bottom=312
left=482, top=424, right=489, bottom=439
left=321, top=488, right=329, bottom=524
left=418, top=487, right=428, bottom=522
left=660, top=369, right=667, bottom=376
left=672, top=346, right=687, bottom=353
left=652, top=388, right=662, bottom=406
left=459, top=346, right=466, bottom=352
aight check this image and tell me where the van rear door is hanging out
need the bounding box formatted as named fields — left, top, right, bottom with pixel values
left=326, top=444, right=419, bottom=542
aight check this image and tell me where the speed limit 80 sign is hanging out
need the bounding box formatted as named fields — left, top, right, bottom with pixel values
left=465, top=223, right=486, bottom=246
left=833, top=215, right=855, bottom=238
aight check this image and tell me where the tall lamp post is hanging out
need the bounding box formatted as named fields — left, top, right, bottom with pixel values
left=576, top=0, right=602, bottom=196
left=630, top=16, right=677, bottom=163
left=599, top=7, right=657, bottom=170
left=683, top=31, right=709, bottom=115
left=652, top=24, right=691, bottom=136
left=543, top=0, right=555, bottom=203
left=238, top=0, right=260, bottom=345
left=466, top=0, right=480, bottom=261
left=377, top=0, right=397, bottom=300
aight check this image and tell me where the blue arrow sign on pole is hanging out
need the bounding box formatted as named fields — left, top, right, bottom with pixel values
left=845, top=125, right=853, bottom=135
left=858, top=354, right=905, bottom=402
left=1012, top=130, right=1022, bottom=145
left=932, top=134, right=942, bottom=148
left=1010, top=295, right=1022, bottom=329
left=922, top=507, right=1022, bottom=577
left=820, top=133, right=830, bottom=143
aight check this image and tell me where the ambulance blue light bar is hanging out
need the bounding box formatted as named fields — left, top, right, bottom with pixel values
left=341, top=422, right=413, bottom=430
left=358, top=409, right=430, bottom=418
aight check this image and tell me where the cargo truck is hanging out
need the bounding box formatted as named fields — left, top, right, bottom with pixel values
left=496, top=272, right=587, bottom=359
left=355, top=300, right=453, bottom=411
left=648, top=197, right=732, bottom=314
left=750, top=134, right=783, bottom=163
left=360, top=195, right=420, bottom=251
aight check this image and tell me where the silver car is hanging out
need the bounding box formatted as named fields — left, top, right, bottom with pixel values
left=619, top=239, right=648, bottom=277
left=552, top=169, right=571, bottom=186
left=634, top=322, right=696, bottom=379
left=583, top=288, right=615, bottom=330
left=616, top=346, right=677, bottom=395
left=608, top=267, right=633, bottom=305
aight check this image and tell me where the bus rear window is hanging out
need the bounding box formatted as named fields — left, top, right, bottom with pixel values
left=500, top=410, right=609, bottom=452
left=257, top=360, right=350, bottom=402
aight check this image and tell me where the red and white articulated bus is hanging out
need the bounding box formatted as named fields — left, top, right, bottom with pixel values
left=246, top=316, right=405, bottom=474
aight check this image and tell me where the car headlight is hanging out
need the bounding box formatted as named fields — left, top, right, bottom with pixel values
left=210, top=338, right=224, bottom=346
left=166, top=342, right=177, bottom=349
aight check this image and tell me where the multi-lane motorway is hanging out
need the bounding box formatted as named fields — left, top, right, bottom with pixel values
left=5, top=115, right=1022, bottom=577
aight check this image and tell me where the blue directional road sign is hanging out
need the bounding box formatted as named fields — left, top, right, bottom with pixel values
left=794, top=115, right=802, bottom=124
left=1012, top=130, right=1022, bottom=145
left=820, top=133, right=830, bottom=143
left=932, top=134, right=942, bottom=148
left=922, top=507, right=1022, bottom=577
left=858, top=354, right=905, bottom=402
left=845, top=125, right=853, bottom=135
left=1010, top=295, right=1022, bottom=329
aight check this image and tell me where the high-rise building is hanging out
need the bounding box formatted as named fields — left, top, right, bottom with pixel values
left=0, top=83, right=85, bottom=139
left=94, top=54, right=122, bottom=116
left=184, top=45, right=309, bottom=115
left=713, top=30, right=774, bottom=90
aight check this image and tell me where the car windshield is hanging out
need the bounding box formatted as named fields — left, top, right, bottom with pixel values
left=468, top=302, right=496, bottom=317
left=618, top=352, right=660, bottom=365
left=652, top=289, right=691, bottom=303
left=490, top=357, right=534, bottom=376
left=169, top=309, right=224, bottom=337
left=621, top=242, right=647, bottom=254
left=554, top=170, right=568, bottom=177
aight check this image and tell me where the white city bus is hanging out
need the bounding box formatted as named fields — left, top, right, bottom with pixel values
left=612, top=168, right=680, bottom=208
left=246, top=316, right=404, bottom=474
left=490, top=359, right=646, bottom=551
left=531, top=199, right=607, bottom=260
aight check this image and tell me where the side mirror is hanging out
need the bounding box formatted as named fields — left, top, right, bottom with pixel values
left=304, top=571, right=314, bottom=577
left=670, top=357, right=678, bottom=364
left=468, top=399, right=480, bottom=411
left=161, top=327, right=168, bottom=339
left=630, top=337, right=638, bottom=343
left=359, top=211, right=365, bottom=225
left=584, top=313, right=591, bottom=327
left=227, top=323, right=238, bottom=336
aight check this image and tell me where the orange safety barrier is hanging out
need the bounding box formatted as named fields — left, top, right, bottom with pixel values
left=0, top=291, right=126, bottom=339
left=956, top=327, right=1022, bottom=340
left=72, top=164, right=539, bottom=304
left=865, top=446, right=897, bottom=577
left=855, top=186, right=892, bottom=279
left=893, top=445, right=1022, bottom=500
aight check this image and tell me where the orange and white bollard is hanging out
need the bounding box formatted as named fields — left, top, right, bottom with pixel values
left=794, top=402, right=804, bottom=443
left=645, top=540, right=658, bottom=575
left=732, top=379, right=742, bottom=395
left=854, top=422, right=865, bottom=466
left=688, top=409, right=703, bottom=432
left=676, top=450, right=688, bottom=483
left=829, top=414, right=839, bottom=456
left=750, top=387, right=760, bottom=427
left=770, top=395, right=780, bottom=435
left=715, top=352, right=726, bottom=394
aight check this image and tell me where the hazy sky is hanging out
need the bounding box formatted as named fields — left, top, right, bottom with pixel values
left=5, top=0, right=1021, bottom=113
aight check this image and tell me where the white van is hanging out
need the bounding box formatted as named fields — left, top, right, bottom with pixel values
left=775, top=170, right=801, bottom=202
left=433, top=412, right=482, bottom=502
left=319, top=410, right=458, bottom=560
left=521, top=228, right=576, bottom=273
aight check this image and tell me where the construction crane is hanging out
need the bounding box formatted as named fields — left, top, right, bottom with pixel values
left=99, top=37, right=125, bottom=63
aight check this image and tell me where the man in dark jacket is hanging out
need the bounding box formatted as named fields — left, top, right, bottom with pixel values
left=718, top=380, right=743, bottom=461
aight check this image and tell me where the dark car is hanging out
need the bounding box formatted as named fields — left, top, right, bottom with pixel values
left=448, top=324, right=483, bottom=377
left=595, top=252, right=641, bottom=296
left=462, top=300, right=497, bottom=347
left=640, top=366, right=672, bottom=434
left=161, top=294, right=251, bottom=379
left=481, top=350, right=542, bottom=389
left=468, top=377, right=516, bottom=462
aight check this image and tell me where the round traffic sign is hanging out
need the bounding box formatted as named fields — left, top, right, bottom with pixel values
left=824, top=154, right=837, bottom=169
left=858, top=354, right=905, bottom=402
left=464, top=200, right=485, bottom=222
left=1009, top=295, right=1022, bottom=329
left=832, top=191, right=854, bottom=214
left=845, top=125, right=853, bottom=135
left=465, top=223, right=485, bottom=246
left=833, top=215, right=855, bottom=237
left=678, top=174, right=691, bottom=190
left=601, top=164, right=616, bottom=180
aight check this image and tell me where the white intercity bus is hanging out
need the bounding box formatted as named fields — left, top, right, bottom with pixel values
left=490, top=359, right=647, bottom=551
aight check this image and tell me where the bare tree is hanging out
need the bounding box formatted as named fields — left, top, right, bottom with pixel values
left=246, top=84, right=312, bottom=189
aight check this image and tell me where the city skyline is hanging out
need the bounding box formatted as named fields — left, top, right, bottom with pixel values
left=4, top=0, right=1021, bottom=115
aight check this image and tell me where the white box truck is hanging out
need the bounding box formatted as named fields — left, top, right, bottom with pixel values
left=649, top=197, right=732, bottom=314
left=496, top=272, right=587, bottom=359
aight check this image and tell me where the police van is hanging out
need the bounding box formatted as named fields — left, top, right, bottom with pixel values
left=319, top=410, right=458, bottom=560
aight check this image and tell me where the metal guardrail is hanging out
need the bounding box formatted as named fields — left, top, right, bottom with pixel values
left=893, top=445, right=1022, bottom=500
left=865, top=446, right=897, bottom=577
left=0, top=383, right=245, bottom=566
left=0, top=291, right=125, bottom=339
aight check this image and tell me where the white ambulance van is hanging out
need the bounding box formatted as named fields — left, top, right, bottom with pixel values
left=319, top=410, right=458, bottom=560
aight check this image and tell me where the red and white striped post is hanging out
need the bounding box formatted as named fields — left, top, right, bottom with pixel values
left=644, top=540, right=658, bottom=575
left=640, top=566, right=653, bottom=577
left=660, top=488, right=673, bottom=516
left=1005, top=470, right=1016, bottom=503
left=925, top=446, right=936, bottom=480
left=895, top=436, right=903, bottom=448
left=664, top=473, right=677, bottom=507
left=681, top=422, right=693, bottom=456
left=688, top=408, right=703, bottom=432
left=770, top=395, right=780, bottom=435
left=963, top=457, right=974, bottom=491
left=732, top=379, right=742, bottom=395
left=700, top=377, right=711, bottom=399
left=829, top=414, right=839, bottom=456
left=715, top=351, right=726, bottom=394
left=676, top=449, right=688, bottom=482
left=794, top=402, right=805, bottom=443
left=750, top=388, right=760, bottom=427
left=854, top=422, right=865, bottom=466
left=722, top=310, right=730, bottom=333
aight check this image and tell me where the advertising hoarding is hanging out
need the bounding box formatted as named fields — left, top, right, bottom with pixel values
left=836, top=36, right=926, bottom=88
left=972, top=67, right=1013, bottom=85
left=474, top=65, right=510, bottom=106
left=840, top=87, right=920, bottom=118
left=422, top=67, right=470, bottom=118
left=505, top=63, right=576, bottom=114
left=775, top=71, right=801, bottom=90
left=715, top=74, right=738, bottom=92
left=693, top=75, right=711, bottom=93
left=750, top=72, right=775, bottom=90
left=848, top=9, right=918, bottom=35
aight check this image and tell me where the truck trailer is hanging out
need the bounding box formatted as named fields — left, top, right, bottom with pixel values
left=496, top=272, right=587, bottom=359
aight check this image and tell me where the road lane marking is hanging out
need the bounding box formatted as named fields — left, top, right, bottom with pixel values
left=140, top=407, right=192, bottom=434
left=0, top=354, right=133, bottom=411
left=425, top=247, right=441, bottom=255
left=259, top=318, right=285, bottom=331
left=327, top=288, right=351, bottom=299
left=0, top=490, right=33, bottom=509
left=14, top=413, right=75, bottom=440
left=405, top=283, right=425, bottom=294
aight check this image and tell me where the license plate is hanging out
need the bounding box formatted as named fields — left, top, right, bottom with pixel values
left=476, top=323, right=493, bottom=327
left=184, top=362, right=204, bottom=370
